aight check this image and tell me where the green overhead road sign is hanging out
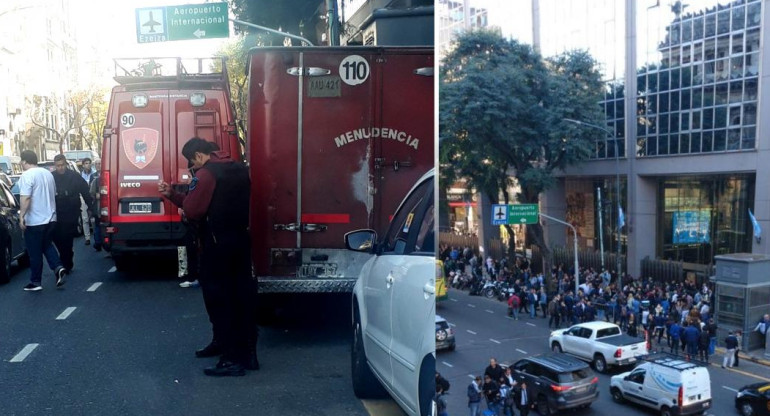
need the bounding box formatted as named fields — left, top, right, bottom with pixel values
left=136, top=3, right=229, bottom=44
left=490, top=204, right=540, bottom=225
left=509, top=204, right=539, bottom=224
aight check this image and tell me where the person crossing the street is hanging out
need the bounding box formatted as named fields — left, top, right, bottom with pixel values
left=18, top=150, right=67, bottom=291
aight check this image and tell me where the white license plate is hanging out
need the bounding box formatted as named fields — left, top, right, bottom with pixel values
left=574, top=386, right=587, bottom=393
left=128, top=202, right=152, bottom=213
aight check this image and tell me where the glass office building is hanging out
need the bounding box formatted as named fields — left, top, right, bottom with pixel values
left=538, top=0, right=765, bottom=277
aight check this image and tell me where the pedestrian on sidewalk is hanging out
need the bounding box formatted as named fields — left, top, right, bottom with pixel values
left=435, top=383, right=449, bottom=416
left=467, top=376, right=482, bottom=416
left=755, top=314, right=769, bottom=349
left=684, top=322, right=700, bottom=360
left=734, top=330, right=742, bottom=367
left=18, top=150, right=67, bottom=291
left=698, top=325, right=710, bottom=362
left=539, top=287, right=548, bottom=319
left=508, top=292, right=520, bottom=320
left=669, top=320, right=682, bottom=355
left=723, top=331, right=738, bottom=368
left=482, top=374, right=500, bottom=415
left=706, top=318, right=718, bottom=356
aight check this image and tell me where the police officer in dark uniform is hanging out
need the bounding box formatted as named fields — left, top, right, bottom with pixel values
left=159, top=137, right=257, bottom=377
left=51, top=154, right=93, bottom=272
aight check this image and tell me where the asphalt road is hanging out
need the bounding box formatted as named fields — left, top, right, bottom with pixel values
left=0, top=237, right=405, bottom=416
left=437, top=287, right=770, bottom=416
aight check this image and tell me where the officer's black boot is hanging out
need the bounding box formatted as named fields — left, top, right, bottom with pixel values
left=195, top=340, right=222, bottom=358
left=243, top=331, right=259, bottom=370
left=203, top=359, right=245, bottom=377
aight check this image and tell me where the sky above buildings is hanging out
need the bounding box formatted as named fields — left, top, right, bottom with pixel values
left=69, top=0, right=235, bottom=88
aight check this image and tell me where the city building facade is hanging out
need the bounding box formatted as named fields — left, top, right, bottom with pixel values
left=538, top=0, right=768, bottom=282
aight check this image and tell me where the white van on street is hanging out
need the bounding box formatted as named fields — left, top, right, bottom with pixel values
left=610, top=353, right=712, bottom=416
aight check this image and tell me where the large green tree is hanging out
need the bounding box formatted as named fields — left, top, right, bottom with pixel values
left=440, top=30, right=606, bottom=279
left=228, top=0, right=322, bottom=45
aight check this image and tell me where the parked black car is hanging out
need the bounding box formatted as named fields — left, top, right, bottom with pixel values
left=735, top=382, right=770, bottom=416
left=0, top=180, right=28, bottom=283
left=511, top=353, right=599, bottom=415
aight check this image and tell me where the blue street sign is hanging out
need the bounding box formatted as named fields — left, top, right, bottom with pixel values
left=492, top=204, right=507, bottom=225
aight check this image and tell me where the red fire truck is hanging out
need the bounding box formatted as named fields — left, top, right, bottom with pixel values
left=99, top=58, right=242, bottom=269
left=247, top=47, right=434, bottom=293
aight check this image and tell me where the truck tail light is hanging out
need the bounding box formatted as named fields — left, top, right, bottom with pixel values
left=100, top=171, right=110, bottom=220
left=614, top=348, right=622, bottom=358
left=678, top=385, right=684, bottom=407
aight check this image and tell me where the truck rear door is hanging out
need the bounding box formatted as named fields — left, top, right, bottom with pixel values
left=112, top=90, right=172, bottom=237
left=249, top=47, right=434, bottom=285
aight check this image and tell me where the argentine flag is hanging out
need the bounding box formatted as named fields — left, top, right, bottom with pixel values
left=749, top=208, right=761, bottom=240
left=618, top=206, right=625, bottom=229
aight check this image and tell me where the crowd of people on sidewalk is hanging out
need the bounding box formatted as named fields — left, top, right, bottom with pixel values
left=438, top=244, right=770, bottom=416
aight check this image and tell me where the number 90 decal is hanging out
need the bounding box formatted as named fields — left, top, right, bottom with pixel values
left=121, top=113, right=135, bottom=128
left=339, top=55, right=370, bottom=86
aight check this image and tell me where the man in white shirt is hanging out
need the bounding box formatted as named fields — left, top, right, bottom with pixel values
left=18, top=150, right=66, bottom=291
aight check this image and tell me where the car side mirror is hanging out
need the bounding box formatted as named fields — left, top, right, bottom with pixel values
left=344, top=229, right=377, bottom=253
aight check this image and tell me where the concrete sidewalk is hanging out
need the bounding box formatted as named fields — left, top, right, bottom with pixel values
left=715, top=346, right=770, bottom=367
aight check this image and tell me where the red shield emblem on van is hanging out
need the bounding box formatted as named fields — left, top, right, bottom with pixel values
left=122, top=128, right=159, bottom=169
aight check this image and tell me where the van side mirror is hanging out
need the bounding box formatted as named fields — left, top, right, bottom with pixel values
left=103, top=125, right=114, bottom=139
left=344, top=230, right=377, bottom=253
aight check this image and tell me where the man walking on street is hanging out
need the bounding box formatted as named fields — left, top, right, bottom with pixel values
left=467, top=376, right=482, bottom=416
left=79, top=157, right=97, bottom=245
left=159, top=137, right=257, bottom=377
left=51, top=154, right=92, bottom=272
left=723, top=331, right=738, bottom=368
left=18, top=150, right=66, bottom=291
left=514, top=381, right=533, bottom=416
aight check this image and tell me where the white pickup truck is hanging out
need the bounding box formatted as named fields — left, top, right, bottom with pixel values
left=549, top=321, right=648, bottom=373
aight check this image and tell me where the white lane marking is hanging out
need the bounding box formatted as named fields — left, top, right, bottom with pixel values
left=108, top=266, right=117, bottom=273
left=526, top=322, right=537, bottom=327
left=485, top=309, right=495, bottom=314
left=467, top=330, right=477, bottom=335
left=490, top=339, right=501, bottom=344
left=442, top=361, right=454, bottom=368
left=56, top=307, right=77, bottom=320
left=468, top=374, right=476, bottom=379
left=86, top=282, right=103, bottom=292
left=467, top=304, right=476, bottom=308
left=516, top=349, right=528, bottom=354
left=722, top=386, right=738, bottom=393
left=10, top=344, right=39, bottom=362
left=448, top=323, right=456, bottom=328
left=505, top=316, right=514, bottom=320
left=450, top=298, right=458, bottom=302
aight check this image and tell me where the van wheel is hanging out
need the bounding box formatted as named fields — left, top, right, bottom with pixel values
left=0, top=243, right=10, bottom=284
left=551, top=342, right=563, bottom=353
left=536, top=395, right=552, bottom=416
left=593, top=354, right=607, bottom=373
left=739, top=401, right=756, bottom=416
left=610, top=387, right=624, bottom=403
left=661, top=406, right=672, bottom=416
left=351, top=307, right=388, bottom=399
left=418, top=354, right=435, bottom=416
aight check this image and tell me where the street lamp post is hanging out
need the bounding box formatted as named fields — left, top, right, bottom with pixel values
left=539, top=213, right=579, bottom=296
left=563, top=118, right=623, bottom=280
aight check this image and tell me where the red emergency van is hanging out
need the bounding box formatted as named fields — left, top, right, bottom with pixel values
left=247, top=47, right=434, bottom=293
left=100, top=58, right=241, bottom=269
